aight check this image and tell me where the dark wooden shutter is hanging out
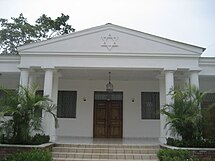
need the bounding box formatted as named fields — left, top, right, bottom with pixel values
left=57, top=91, right=77, bottom=118
left=202, top=93, right=215, bottom=138
left=141, top=92, right=160, bottom=119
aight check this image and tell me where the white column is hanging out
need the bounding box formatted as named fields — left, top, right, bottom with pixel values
left=52, top=72, right=59, bottom=104
left=159, top=70, right=174, bottom=144
left=159, top=75, right=167, bottom=144
left=50, top=71, right=59, bottom=141
left=43, top=68, right=56, bottom=142
left=165, top=71, right=174, bottom=105
left=190, top=71, right=199, bottom=88
left=19, top=68, right=29, bottom=87
left=43, top=69, right=54, bottom=98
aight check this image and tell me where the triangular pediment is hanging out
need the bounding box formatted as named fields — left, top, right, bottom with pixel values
left=18, top=24, right=205, bottom=56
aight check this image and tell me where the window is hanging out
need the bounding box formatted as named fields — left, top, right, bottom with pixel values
left=201, top=93, right=215, bottom=125
left=202, top=93, right=215, bottom=138
left=57, top=91, right=77, bottom=118
left=35, top=90, right=44, bottom=117
left=141, top=92, right=160, bottom=119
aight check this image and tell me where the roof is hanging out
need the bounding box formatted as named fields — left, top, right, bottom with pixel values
left=18, top=23, right=206, bottom=54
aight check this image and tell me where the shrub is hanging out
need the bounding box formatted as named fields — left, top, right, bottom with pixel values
left=157, top=149, right=199, bottom=161
left=157, top=149, right=190, bottom=160
left=167, top=137, right=215, bottom=148
left=31, top=134, right=50, bottom=145
left=5, top=149, right=52, bottom=161
left=1, top=133, right=50, bottom=145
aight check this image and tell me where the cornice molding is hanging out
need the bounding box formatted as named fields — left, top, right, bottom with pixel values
left=18, top=52, right=201, bottom=58
left=199, top=57, right=215, bottom=66
left=0, top=55, right=20, bottom=63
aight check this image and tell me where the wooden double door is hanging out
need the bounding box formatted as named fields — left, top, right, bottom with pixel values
left=93, top=100, right=123, bottom=138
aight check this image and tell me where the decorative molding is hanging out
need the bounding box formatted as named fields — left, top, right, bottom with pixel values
left=101, top=34, right=119, bottom=51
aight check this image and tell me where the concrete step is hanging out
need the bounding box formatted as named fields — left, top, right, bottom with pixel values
left=52, top=152, right=157, bottom=159
left=52, top=143, right=159, bottom=161
left=53, top=158, right=159, bottom=161
left=55, top=144, right=159, bottom=149
left=53, top=158, right=158, bottom=161
left=52, top=147, right=158, bottom=154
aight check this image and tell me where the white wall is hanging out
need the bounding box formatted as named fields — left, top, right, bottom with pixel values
left=200, top=77, right=215, bottom=92
left=119, top=81, right=160, bottom=138
left=0, top=72, right=161, bottom=138
left=0, top=76, right=20, bottom=89
left=56, top=79, right=160, bottom=138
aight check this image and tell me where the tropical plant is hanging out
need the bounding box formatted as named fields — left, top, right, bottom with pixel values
left=161, top=84, right=206, bottom=141
left=0, top=85, right=58, bottom=144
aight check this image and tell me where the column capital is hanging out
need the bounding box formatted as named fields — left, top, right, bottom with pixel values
left=42, top=68, right=60, bottom=75
left=189, top=67, right=202, bottom=73
left=18, top=67, right=29, bottom=71
left=43, top=68, right=55, bottom=71
left=163, top=67, right=177, bottom=74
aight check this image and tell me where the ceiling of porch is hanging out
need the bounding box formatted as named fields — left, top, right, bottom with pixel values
left=58, top=69, right=161, bottom=81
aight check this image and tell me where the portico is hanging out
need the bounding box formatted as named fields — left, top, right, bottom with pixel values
left=0, top=24, right=214, bottom=144
left=17, top=66, right=200, bottom=143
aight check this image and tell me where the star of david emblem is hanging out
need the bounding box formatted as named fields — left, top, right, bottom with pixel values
left=101, top=34, right=119, bottom=51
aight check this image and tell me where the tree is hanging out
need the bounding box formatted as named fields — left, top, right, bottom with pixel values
left=161, top=85, right=205, bottom=141
left=0, top=85, right=58, bottom=144
left=0, top=13, right=75, bottom=55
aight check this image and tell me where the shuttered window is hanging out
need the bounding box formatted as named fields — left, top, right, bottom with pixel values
left=201, top=93, right=215, bottom=125
left=35, top=90, right=43, bottom=117
left=141, top=92, right=160, bottom=119
left=57, top=91, right=77, bottom=118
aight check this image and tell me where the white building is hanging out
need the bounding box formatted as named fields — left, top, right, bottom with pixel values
left=0, top=24, right=215, bottom=143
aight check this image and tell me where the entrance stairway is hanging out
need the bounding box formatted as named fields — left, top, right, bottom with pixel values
left=52, top=143, right=159, bottom=161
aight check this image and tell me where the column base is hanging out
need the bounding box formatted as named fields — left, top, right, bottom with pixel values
left=159, top=137, right=167, bottom=144
left=50, top=135, right=57, bottom=142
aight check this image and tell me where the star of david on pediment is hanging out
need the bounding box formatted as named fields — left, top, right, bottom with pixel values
left=101, top=34, right=119, bottom=51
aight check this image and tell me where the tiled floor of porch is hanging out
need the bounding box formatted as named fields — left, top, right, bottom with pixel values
left=55, top=136, right=159, bottom=145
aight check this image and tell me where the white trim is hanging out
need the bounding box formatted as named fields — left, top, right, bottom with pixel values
left=19, top=51, right=201, bottom=58
left=199, top=57, right=215, bottom=66
left=0, top=55, right=20, bottom=62
left=161, top=144, right=215, bottom=151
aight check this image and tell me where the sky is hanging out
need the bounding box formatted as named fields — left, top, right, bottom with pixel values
left=0, top=0, right=215, bottom=57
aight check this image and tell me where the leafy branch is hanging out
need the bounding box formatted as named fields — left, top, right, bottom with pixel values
left=0, top=13, right=75, bottom=55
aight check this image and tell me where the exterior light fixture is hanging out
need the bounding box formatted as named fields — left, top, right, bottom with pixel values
left=106, top=72, right=113, bottom=92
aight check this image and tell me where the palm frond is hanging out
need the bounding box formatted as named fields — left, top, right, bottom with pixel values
left=44, top=103, right=59, bottom=128
left=0, top=84, right=58, bottom=144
